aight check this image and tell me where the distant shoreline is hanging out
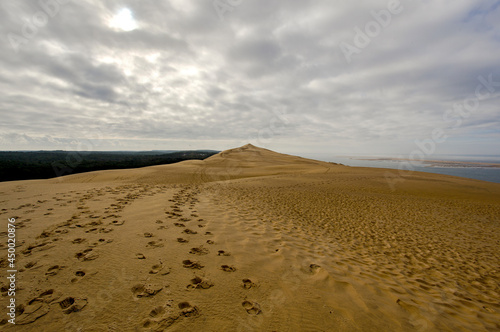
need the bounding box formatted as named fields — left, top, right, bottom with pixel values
left=342, top=157, right=500, bottom=169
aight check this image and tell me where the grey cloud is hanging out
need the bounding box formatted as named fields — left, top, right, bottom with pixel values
left=0, top=0, right=499, bottom=155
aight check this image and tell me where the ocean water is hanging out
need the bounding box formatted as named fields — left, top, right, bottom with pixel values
left=307, top=155, right=500, bottom=184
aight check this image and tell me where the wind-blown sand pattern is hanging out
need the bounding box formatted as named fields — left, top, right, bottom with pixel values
left=0, top=144, right=499, bottom=331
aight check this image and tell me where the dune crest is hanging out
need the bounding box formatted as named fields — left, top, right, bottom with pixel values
left=1, top=145, right=499, bottom=331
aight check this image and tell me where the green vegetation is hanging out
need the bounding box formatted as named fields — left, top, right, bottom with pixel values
left=0, top=150, right=218, bottom=182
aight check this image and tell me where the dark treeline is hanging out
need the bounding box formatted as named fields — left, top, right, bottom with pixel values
left=0, top=150, right=218, bottom=182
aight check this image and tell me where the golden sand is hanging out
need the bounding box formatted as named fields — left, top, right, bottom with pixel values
left=1, top=144, right=499, bottom=331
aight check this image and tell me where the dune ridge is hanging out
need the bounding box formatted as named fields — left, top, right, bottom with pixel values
left=0, top=144, right=499, bottom=331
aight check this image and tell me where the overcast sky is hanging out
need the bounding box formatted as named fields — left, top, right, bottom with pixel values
left=0, top=0, right=499, bottom=158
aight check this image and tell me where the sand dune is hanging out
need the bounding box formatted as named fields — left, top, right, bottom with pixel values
left=1, top=144, right=499, bottom=331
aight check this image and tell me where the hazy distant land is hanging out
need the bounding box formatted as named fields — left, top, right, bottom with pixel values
left=349, top=156, right=500, bottom=168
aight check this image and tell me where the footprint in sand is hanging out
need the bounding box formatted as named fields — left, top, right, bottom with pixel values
left=150, top=263, right=170, bottom=275
left=103, top=214, right=121, bottom=220
left=38, top=230, right=53, bottom=239
left=182, top=259, right=204, bottom=269
left=131, top=284, right=163, bottom=298
left=71, top=270, right=86, bottom=283
left=206, top=240, right=215, bottom=245
left=75, top=249, right=99, bottom=261
left=86, top=220, right=103, bottom=227
left=23, top=240, right=55, bottom=256
left=16, top=290, right=57, bottom=325
left=183, top=229, right=197, bottom=235
left=144, top=232, right=154, bottom=238
left=95, top=238, right=113, bottom=245
left=242, top=279, right=256, bottom=289
left=189, top=246, right=209, bottom=255
left=85, top=227, right=113, bottom=234
left=217, top=250, right=231, bottom=256
left=142, top=305, right=180, bottom=330
left=177, top=238, right=189, bottom=243
left=110, top=220, right=125, bottom=226
left=46, top=265, right=65, bottom=276
left=220, top=265, right=236, bottom=272
left=149, top=264, right=162, bottom=274
left=178, top=302, right=200, bottom=317
left=187, top=276, right=214, bottom=290
left=58, top=296, right=88, bottom=314
left=242, top=300, right=262, bottom=315
left=0, top=284, right=9, bottom=295
left=149, top=305, right=166, bottom=318
left=174, top=223, right=185, bottom=227
left=72, top=238, right=86, bottom=244
left=303, top=263, right=321, bottom=274
left=204, top=232, right=213, bottom=235
left=24, top=261, right=37, bottom=269
left=147, top=241, right=164, bottom=248
left=136, top=253, right=146, bottom=259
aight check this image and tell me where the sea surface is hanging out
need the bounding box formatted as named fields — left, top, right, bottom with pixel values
left=306, top=154, right=500, bottom=184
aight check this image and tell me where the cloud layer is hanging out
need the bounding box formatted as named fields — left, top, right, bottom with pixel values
left=1, top=0, right=499, bottom=157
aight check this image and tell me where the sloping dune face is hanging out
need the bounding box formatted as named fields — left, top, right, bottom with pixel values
left=0, top=145, right=499, bottom=331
